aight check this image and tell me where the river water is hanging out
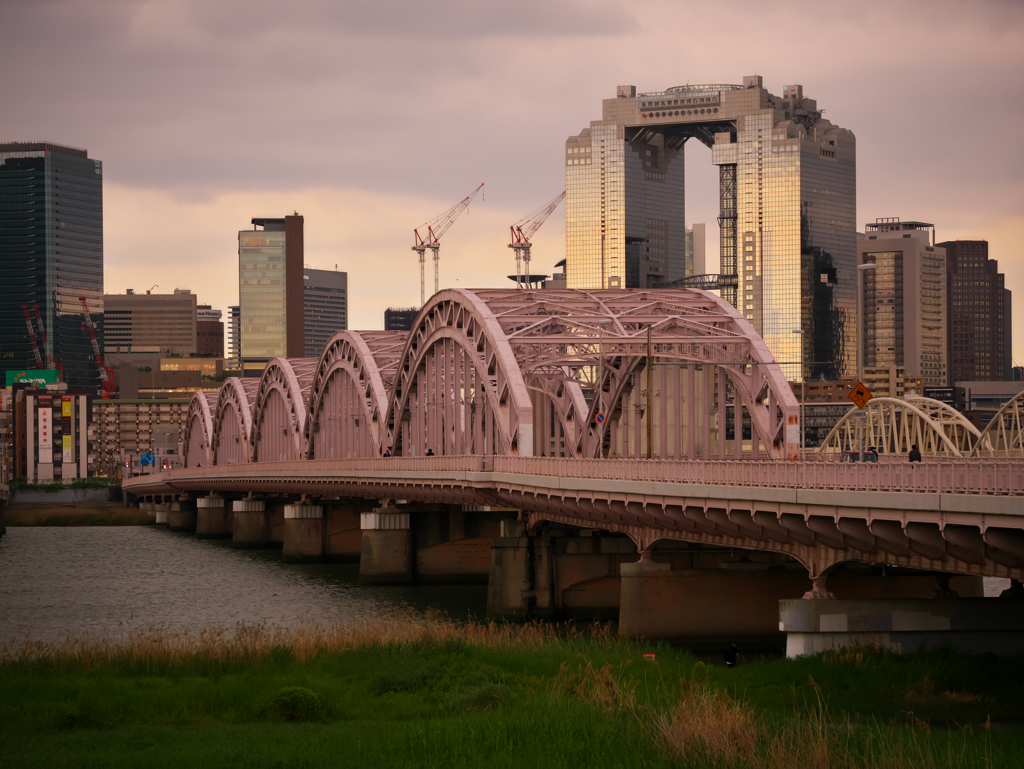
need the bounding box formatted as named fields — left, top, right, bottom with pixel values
left=0, top=528, right=1013, bottom=645
left=0, top=528, right=488, bottom=644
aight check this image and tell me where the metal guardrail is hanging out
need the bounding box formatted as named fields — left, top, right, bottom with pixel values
left=125, top=455, right=1024, bottom=498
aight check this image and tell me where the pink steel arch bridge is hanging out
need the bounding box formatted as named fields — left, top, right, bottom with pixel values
left=134, top=289, right=1024, bottom=593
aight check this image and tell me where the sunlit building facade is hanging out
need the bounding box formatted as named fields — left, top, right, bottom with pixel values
left=238, top=215, right=304, bottom=372
left=857, top=219, right=947, bottom=388
left=566, top=77, right=857, bottom=379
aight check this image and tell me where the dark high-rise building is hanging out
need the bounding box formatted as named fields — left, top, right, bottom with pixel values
left=304, top=268, right=347, bottom=357
left=385, top=307, right=419, bottom=331
left=197, top=305, right=224, bottom=357
left=238, top=215, right=304, bottom=373
left=939, top=240, right=1012, bottom=384
left=0, top=142, right=103, bottom=390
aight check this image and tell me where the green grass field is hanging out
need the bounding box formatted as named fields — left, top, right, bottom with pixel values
left=2, top=621, right=1021, bottom=768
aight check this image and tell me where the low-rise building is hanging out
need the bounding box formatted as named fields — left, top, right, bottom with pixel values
left=88, top=399, right=190, bottom=474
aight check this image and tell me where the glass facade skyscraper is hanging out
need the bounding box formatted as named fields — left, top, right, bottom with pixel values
left=0, top=142, right=104, bottom=390
left=238, top=215, right=304, bottom=371
left=566, top=77, right=857, bottom=379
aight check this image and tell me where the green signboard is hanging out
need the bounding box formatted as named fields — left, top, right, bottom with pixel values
left=5, top=369, right=60, bottom=387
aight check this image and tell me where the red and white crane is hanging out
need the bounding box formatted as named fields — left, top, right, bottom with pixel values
left=80, top=296, right=116, bottom=398
left=509, top=190, right=565, bottom=289
left=21, top=305, right=43, bottom=368
left=412, top=182, right=484, bottom=306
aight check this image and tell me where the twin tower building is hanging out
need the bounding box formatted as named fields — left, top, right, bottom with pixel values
left=564, top=76, right=857, bottom=381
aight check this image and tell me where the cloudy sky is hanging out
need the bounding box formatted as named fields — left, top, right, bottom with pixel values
left=3, top=0, right=1023, bottom=360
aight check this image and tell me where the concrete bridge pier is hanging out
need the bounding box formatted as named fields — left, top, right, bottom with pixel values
left=487, top=523, right=555, bottom=620
left=153, top=502, right=170, bottom=526
left=359, top=509, right=412, bottom=584
left=283, top=503, right=325, bottom=563
left=414, top=505, right=503, bottom=584
left=324, top=499, right=373, bottom=562
left=232, top=499, right=268, bottom=548
left=167, top=500, right=197, bottom=532
left=781, top=597, right=1024, bottom=656
left=195, top=496, right=230, bottom=539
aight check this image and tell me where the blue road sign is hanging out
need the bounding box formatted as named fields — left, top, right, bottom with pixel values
left=595, top=412, right=605, bottom=424
left=140, top=452, right=156, bottom=466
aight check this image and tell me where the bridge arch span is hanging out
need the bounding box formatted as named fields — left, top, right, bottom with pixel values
left=972, top=390, right=1024, bottom=458
left=250, top=358, right=319, bottom=462
left=211, top=378, right=260, bottom=465
left=385, top=290, right=535, bottom=457
left=470, top=288, right=800, bottom=460
left=306, top=331, right=408, bottom=459
left=183, top=392, right=217, bottom=468
left=818, top=396, right=978, bottom=457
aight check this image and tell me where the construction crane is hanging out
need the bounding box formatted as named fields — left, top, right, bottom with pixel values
left=32, top=305, right=55, bottom=370
left=412, top=183, right=484, bottom=305
left=21, top=305, right=43, bottom=368
left=79, top=296, right=115, bottom=398
left=509, top=191, right=566, bottom=289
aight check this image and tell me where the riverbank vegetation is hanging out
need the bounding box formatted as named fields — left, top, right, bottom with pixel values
left=2, top=617, right=1021, bottom=768
left=3, top=504, right=152, bottom=527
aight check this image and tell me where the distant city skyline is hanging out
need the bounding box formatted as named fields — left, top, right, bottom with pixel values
left=2, top=0, right=1021, bottom=363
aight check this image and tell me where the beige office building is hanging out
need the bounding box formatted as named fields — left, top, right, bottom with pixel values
left=566, top=76, right=857, bottom=380
left=104, top=288, right=198, bottom=355
left=857, top=219, right=947, bottom=388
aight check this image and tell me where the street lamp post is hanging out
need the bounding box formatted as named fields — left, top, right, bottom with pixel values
left=792, top=328, right=805, bottom=458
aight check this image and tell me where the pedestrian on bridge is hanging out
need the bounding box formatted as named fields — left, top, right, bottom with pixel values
left=909, top=444, right=922, bottom=463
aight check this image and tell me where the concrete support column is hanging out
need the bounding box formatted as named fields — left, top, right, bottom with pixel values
left=413, top=504, right=502, bottom=584
left=324, top=500, right=371, bottom=562
left=486, top=530, right=554, bottom=620
left=781, top=598, right=1024, bottom=657
left=167, top=500, right=197, bottom=532
left=283, top=504, right=325, bottom=563
left=196, top=497, right=230, bottom=539
left=618, top=562, right=811, bottom=641
left=232, top=499, right=268, bottom=549
left=153, top=503, right=169, bottom=526
left=359, top=510, right=412, bottom=585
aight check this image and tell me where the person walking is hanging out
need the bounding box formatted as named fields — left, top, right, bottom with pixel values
left=908, top=444, right=922, bottom=462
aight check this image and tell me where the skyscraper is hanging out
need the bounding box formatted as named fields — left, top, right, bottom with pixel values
left=238, top=215, right=304, bottom=372
left=565, top=77, right=857, bottom=379
left=303, top=267, right=347, bottom=358
left=0, top=142, right=104, bottom=390
left=939, top=240, right=1012, bottom=383
left=857, top=219, right=947, bottom=388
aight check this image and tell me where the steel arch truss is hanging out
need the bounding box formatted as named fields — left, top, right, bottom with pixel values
left=972, top=390, right=1024, bottom=458
left=469, top=288, right=799, bottom=460
left=306, top=331, right=408, bottom=459
left=385, top=290, right=535, bottom=457
left=183, top=392, right=217, bottom=468
left=250, top=358, right=318, bottom=463
left=210, top=378, right=260, bottom=466
left=818, top=397, right=981, bottom=457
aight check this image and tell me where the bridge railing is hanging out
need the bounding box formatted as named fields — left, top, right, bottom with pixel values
left=495, top=456, right=1024, bottom=496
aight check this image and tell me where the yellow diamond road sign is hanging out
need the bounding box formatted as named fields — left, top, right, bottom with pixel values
left=849, top=381, right=873, bottom=409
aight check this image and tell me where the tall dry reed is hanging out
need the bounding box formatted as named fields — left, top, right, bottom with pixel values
left=0, top=614, right=615, bottom=672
